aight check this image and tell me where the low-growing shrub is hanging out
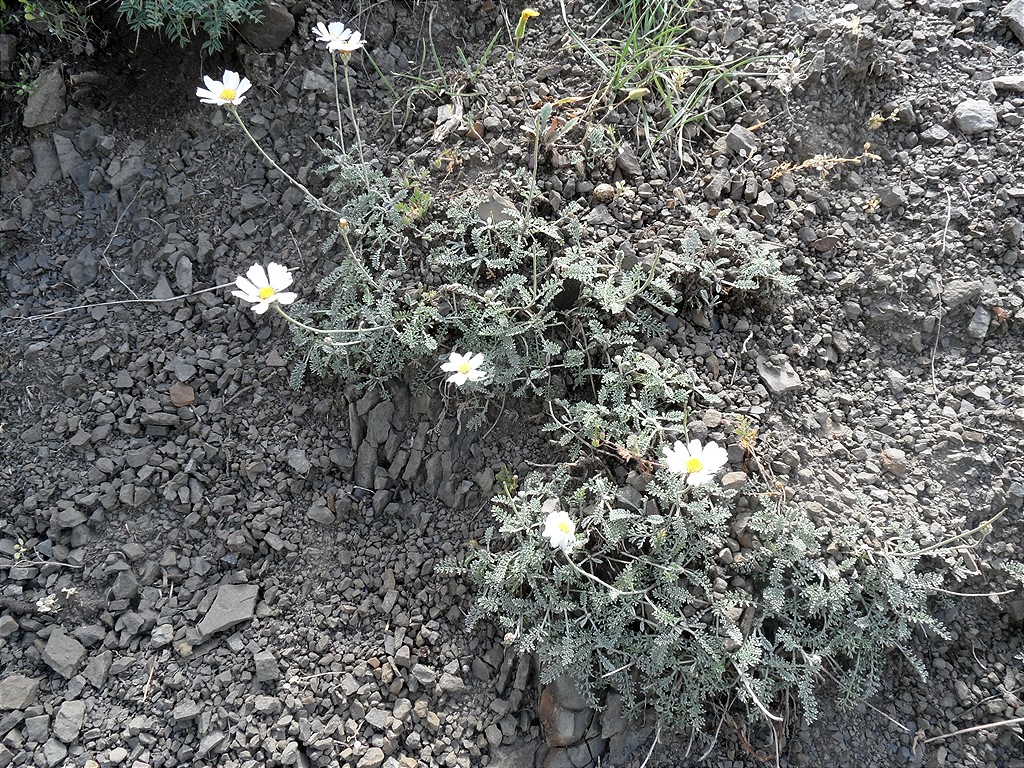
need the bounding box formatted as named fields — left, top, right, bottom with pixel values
left=117, top=0, right=261, bottom=51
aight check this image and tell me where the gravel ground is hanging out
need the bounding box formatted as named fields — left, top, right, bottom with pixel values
left=2, top=1, right=1023, bottom=767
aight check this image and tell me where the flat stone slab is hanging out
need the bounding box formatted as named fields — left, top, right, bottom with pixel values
left=197, top=583, right=259, bottom=640
left=0, top=675, right=40, bottom=710
left=42, top=628, right=86, bottom=679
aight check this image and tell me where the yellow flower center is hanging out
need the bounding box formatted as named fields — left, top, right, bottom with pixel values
left=557, top=520, right=572, bottom=535
left=457, top=362, right=471, bottom=374
left=258, top=286, right=276, bottom=300
left=685, top=457, right=704, bottom=474
left=219, top=88, right=237, bottom=101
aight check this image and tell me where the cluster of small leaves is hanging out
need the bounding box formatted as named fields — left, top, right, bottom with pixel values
left=290, top=140, right=793, bottom=413
left=547, top=347, right=714, bottom=461
left=448, top=466, right=965, bottom=740
left=116, top=0, right=261, bottom=51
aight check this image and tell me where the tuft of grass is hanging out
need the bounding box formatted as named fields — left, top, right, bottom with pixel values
left=557, top=0, right=761, bottom=161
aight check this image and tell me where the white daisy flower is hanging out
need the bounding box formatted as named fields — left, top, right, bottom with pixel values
left=662, top=439, right=729, bottom=486
left=313, top=21, right=365, bottom=55
left=441, top=351, right=486, bottom=387
left=232, top=262, right=298, bottom=315
left=543, top=509, right=576, bottom=552
left=195, top=70, right=252, bottom=106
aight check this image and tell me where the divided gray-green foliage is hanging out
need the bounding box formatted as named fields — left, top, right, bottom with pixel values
left=287, top=146, right=794, bottom=413
left=445, top=467, right=968, bottom=739
left=116, top=0, right=261, bottom=51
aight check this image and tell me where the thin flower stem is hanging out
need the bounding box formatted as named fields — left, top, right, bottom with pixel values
left=228, top=107, right=342, bottom=217
left=340, top=231, right=379, bottom=289
left=342, top=63, right=370, bottom=192
left=331, top=55, right=347, bottom=154
left=272, top=304, right=384, bottom=339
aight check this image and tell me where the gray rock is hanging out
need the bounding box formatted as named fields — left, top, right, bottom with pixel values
left=920, top=124, right=950, bottom=143
left=364, top=706, right=389, bottom=729
left=724, top=124, right=758, bottom=156
left=0, top=33, right=15, bottom=77
left=991, top=74, right=1024, bottom=92
left=42, top=628, right=87, bottom=679
left=197, top=583, right=259, bottom=639
left=438, top=671, right=466, bottom=695
left=25, top=713, right=49, bottom=742
left=944, top=279, right=982, bottom=309
left=174, top=256, right=194, bottom=294
left=151, top=624, right=174, bottom=648
left=172, top=699, right=201, bottom=723
left=354, top=441, right=378, bottom=489
left=23, top=63, right=66, bottom=127
left=364, top=401, right=395, bottom=447
left=254, top=649, right=279, bottom=682
left=196, top=730, right=226, bottom=758
left=41, top=738, right=67, bottom=766
left=286, top=448, right=311, bottom=474
left=53, top=700, right=85, bottom=743
left=64, top=245, right=98, bottom=288
left=953, top=99, right=998, bottom=134
left=237, top=1, right=295, bottom=49
left=720, top=471, right=748, bottom=490
left=411, top=663, right=436, bottom=686
left=0, top=676, right=40, bottom=710
left=1002, top=0, right=1024, bottom=42
left=357, top=747, right=385, bottom=768
left=878, top=185, right=908, bottom=208
left=301, top=69, right=333, bottom=92
left=152, top=274, right=176, bottom=302
left=28, top=138, right=61, bottom=190
left=615, top=145, right=642, bottom=176
left=756, top=355, right=803, bottom=395
left=51, top=133, right=88, bottom=191
left=967, top=306, right=991, bottom=339
left=83, top=650, right=112, bottom=688
left=307, top=497, right=335, bottom=526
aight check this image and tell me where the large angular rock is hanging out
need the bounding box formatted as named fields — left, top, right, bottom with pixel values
left=0, top=676, right=40, bottom=710
left=53, top=700, right=86, bottom=742
left=197, top=583, right=259, bottom=640
left=237, top=1, right=295, bottom=49
left=1003, top=0, right=1024, bottom=42
left=756, top=355, right=803, bottom=395
left=42, top=628, right=86, bottom=679
left=953, top=99, right=998, bottom=134
left=23, top=63, right=65, bottom=127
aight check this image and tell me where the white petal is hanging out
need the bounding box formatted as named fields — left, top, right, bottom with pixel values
left=203, top=75, right=219, bottom=91
left=447, top=372, right=468, bottom=386
left=468, top=352, right=484, bottom=368
left=703, top=442, right=728, bottom=471
left=222, top=70, right=241, bottom=89
left=245, top=263, right=269, bottom=289
left=266, top=262, right=293, bottom=290
left=231, top=288, right=254, bottom=302
left=236, top=78, right=253, bottom=98
left=687, top=471, right=710, bottom=486
left=196, top=87, right=219, bottom=102
left=251, top=300, right=271, bottom=315
left=466, top=369, right=486, bottom=381
left=235, top=274, right=258, bottom=293
left=440, top=362, right=458, bottom=373
left=275, top=291, right=298, bottom=305
left=686, top=438, right=703, bottom=457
